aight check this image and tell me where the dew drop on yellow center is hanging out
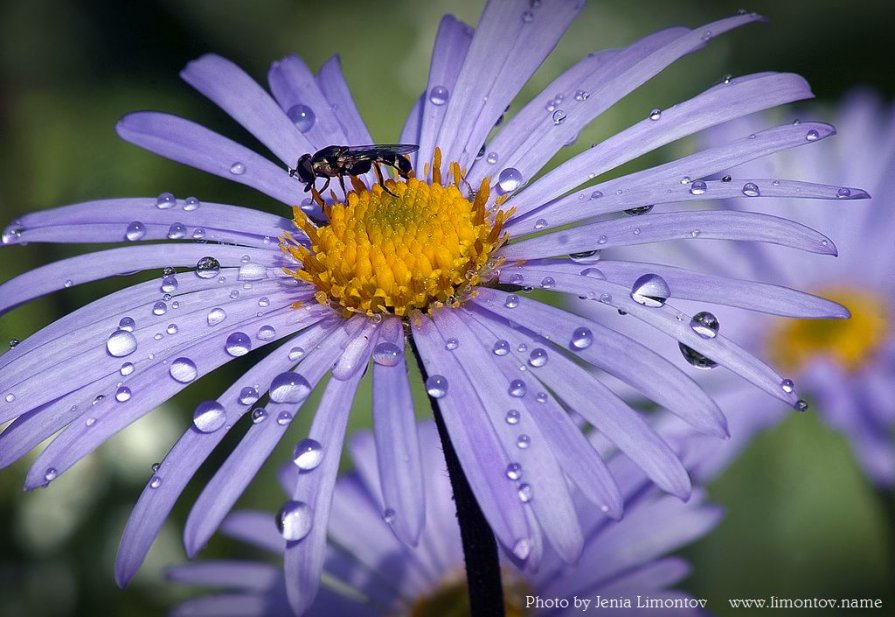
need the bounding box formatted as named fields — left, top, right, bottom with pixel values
left=281, top=160, right=511, bottom=317
left=768, top=286, right=890, bottom=373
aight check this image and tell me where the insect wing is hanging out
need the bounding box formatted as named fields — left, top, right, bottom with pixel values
left=343, top=144, right=420, bottom=157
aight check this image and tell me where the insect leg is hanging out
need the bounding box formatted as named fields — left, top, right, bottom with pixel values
left=374, top=163, right=398, bottom=197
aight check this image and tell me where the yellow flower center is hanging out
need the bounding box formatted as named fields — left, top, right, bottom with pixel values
left=281, top=154, right=511, bottom=317
left=768, top=286, right=890, bottom=373
left=406, top=570, right=531, bottom=617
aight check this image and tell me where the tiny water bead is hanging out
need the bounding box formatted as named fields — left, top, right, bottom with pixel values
left=836, top=187, right=851, bottom=198
left=166, top=323, right=179, bottom=335
left=156, top=192, right=177, bottom=209
left=570, top=326, right=593, bottom=350
left=781, top=378, right=795, bottom=394
left=806, top=129, right=819, bottom=141
left=486, top=151, right=499, bottom=164
left=257, top=325, right=277, bottom=341
left=517, top=483, right=533, bottom=503
left=167, top=222, right=187, bottom=240
left=229, top=162, right=246, bottom=175
left=195, top=256, right=221, bottom=279
left=125, top=221, right=146, bottom=241
left=115, top=386, right=132, bottom=403
left=238, top=386, right=260, bottom=405
left=277, top=411, right=293, bottom=426
left=795, top=399, right=809, bottom=412
left=648, top=108, right=662, bottom=121
left=630, top=273, right=670, bottom=307
left=251, top=408, right=268, bottom=424
left=741, top=182, right=760, bottom=197
left=382, top=509, right=397, bottom=525
left=152, top=301, right=167, bottom=316
left=624, top=205, right=654, bottom=216
left=504, top=295, right=520, bottom=309
left=372, top=342, right=403, bottom=366
left=292, top=439, right=324, bottom=471
left=506, top=462, right=523, bottom=480
left=540, top=276, right=555, bottom=289
left=286, top=104, right=316, bottom=133
left=689, top=180, right=707, bottom=195
left=206, top=307, right=227, bottom=326
left=493, top=340, right=511, bottom=356
left=444, top=337, right=459, bottom=351
left=527, top=348, right=548, bottom=367
left=551, top=109, right=566, bottom=125
left=505, top=409, right=521, bottom=425
left=508, top=379, right=527, bottom=398
left=119, top=362, right=135, bottom=376
left=574, top=89, right=590, bottom=101
left=193, top=401, right=227, bottom=433
left=428, top=85, right=449, bottom=106
left=225, top=332, right=252, bottom=357
left=269, top=372, right=312, bottom=404
left=690, top=311, right=720, bottom=339
left=516, top=434, right=531, bottom=449
left=497, top=167, right=524, bottom=194
left=425, top=375, right=449, bottom=399
left=579, top=267, right=605, bottom=280
left=160, top=275, right=178, bottom=293
left=149, top=475, right=163, bottom=489
left=183, top=196, right=201, bottom=211
left=288, top=346, right=306, bottom=362
left=44, top=468, right=59, bottom=483
left=276, top=500, right=313, bottom=541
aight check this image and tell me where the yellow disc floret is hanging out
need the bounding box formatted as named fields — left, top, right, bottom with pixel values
left=281, top=158, right=512, bottom=317
left=406, top=569, right=530, bottom=617
left=768, top=286, right=890, bottom=373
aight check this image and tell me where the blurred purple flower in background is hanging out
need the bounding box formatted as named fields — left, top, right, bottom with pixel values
left=595, top=91, right=895, bottom=487
left=168, top=422, right=721, bottom=617
left=0, top=0, right=870, bottom=612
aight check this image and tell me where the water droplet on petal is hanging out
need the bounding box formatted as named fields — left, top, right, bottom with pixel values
left=513, top=539, right=531, bottom=560
left=552, top=109, right=566, bottom=125
left=276, top=500, right=313, bottom=541
left=195, top=256, right=221, bottom=279
left=795, top=399, right=808, bottom=412
left=517, top=483, right=533, bottom=502
left=44, top=468, right=58, bottom=483
left=115, top=386, right=132, bottom=402
left=678, top=343, right=717, bottom=369
left=444, top=337, right=459, bottom=351
left=781, top=378, right=794, bottom=393
left=277, top=411, right=293, bottom=426
left=152, top=301, right=167, bottom=316
left=516, top=434, right=531, bottom=449
left=486, top=151, right=499, bottom=165
left=229, top=162, right=246, bottom=175
left=193, top=401, right=227, bottom=432
left=741, top=182, right=760, bottom=197
left=160, top=275, right=178, bottom=294
left=238, top=386, right=260, bottom=405
left=493, top=340, right=510, bottom=356
left=372, top=342, right=403, bottom=366
left=251, top=407, right=268, bottom=423
left=107, top=329, right=138, bottom=357
left=570, top=326, right=593, bottom=350
left=836, top=187, right=851, bottom=198
left=382, top=508, right=396, bottom=524
left=167, top=222, right=187, bottom=240
left=156, top=192, right=176, bottom=209
left=2, top=224, right=24, bottom=244
left=648, top=108, right=662, bottom=121
left=624, top=205, right=654, bottom=216
left=125, top=221, right=146, bottom=241
left=506, top=462, right=523, bottom=480
left=533, top=218, right=548, bottom=230
left=287, top=104, right=316, bottom=133
left=721, top=175, right=732, bottom=183
left=288, top=346, right=306, bottom=362
left=689, top=180, right=707, bottom=195
left=528, top=348, right=548, bottom=367
left=257, top=325, right=277, bottom=341
left=579, top=267, right=605, bottom=280
left=508, top=379, right=527, bottom=398
left=269, top=372, right=312, bottom=404
left=169, top=358, right=198, bottom=383
left=505, top=409, right=521, bottom=425
left=149, top=475, right=162, bottom=489
left=504, top=295, right=520, bottom=309
left=805, top=130, right=819, bottom=141
left=690, top=311, right=719, bottom=339
left=238, top=262, right=267, bottom=281
left=425, top=375, right=448, bottom=398
left=574, top=89, right=589, bottom=101
left=521, top=9, right=534, bottom=22
left=630, top=273, right=670, bottom=307
left=225, top=332, right=252, bottom=356
left=497, top=167, right=524, bottom=194
left=207, top=307, right=227, bottom=326
left=428, top=85, right=449, bottom=106
left=540, top=276, right=555, bottom=289
left=120, top=362, right=135, bottom=376
left=292, top=439, right=324, bottom=471
left=183, top=196, right=201, bottom=211
left=569, top=249, right=600, bottom=264
left=192, top=228, right=206, bottom=240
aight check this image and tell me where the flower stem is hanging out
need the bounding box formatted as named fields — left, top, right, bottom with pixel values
left=410, top=336, right=505, bottom=617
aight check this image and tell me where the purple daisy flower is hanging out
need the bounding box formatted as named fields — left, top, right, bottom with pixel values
left=168, top=421, right=721, bottom=617
left=0, top=1, right=867, bottom=613
left=597, top=90, right=895, bottom=487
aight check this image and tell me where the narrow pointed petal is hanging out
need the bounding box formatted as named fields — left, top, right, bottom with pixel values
left=315, top=55, right=373, bottom=145
left=219, top=510, right=285, bottom=554
left=181, top=53, right=312, bottom=166
left=166, top=560, right=280, bottom=591
left=116, top=112, right=297, bottom=206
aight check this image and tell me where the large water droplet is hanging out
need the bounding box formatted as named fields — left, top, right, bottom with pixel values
left=277, top=411, right=293, bottom=425
left=836, top=187, right=851, bottom=198
left=277, top=500, right=313, bottom=541
left=288, top=346, right=306, bottom=362
left=570, top=326, right=593, bottom=350
left=486, top=151, right=499, bottom=165
left=552, top=109, right=566, bottom=125
left=741, top=182, right=760, bottom=197
left=287, top=104, right=316, bottom=133
left=428, top=85, right=449, bottom=106
left=493, top=340, right=510, bottom=356
left=107, top=329, right=138, bottom=357
left=207, top=307, right=227, bottom=326
left=160, top=275, right=178, bottom=294
left=225, top=332, right=252, bottom=356
left=167, top=222, right=187, bottom=240
left=292, top=439, right=324, bottom=471
left=169, top=357, right=198, bottom=383
left=269, top=372, right=312, bottom=404
left=505, top=409, right=521, bottom=425
left=508, top=379, right=527, bottom=398
left=781, top=378, right=794, bottom=393
left=630, top=273, right=670, bottom=307
left=229, top=162, right=246, bottom=175
left=193, top=400, right=227, bottom=432
left=125, top=221, right=146, bottom=241
left=45, top=468, right=58, bottom=483
left=805, top=130, right=819, bottom=141
left=506, top=462, right=523, bottom=480
left=497, top=167, right=524, bottom=194
left=152, top=301, right=167, bottom=316
left=238, top=386, right=260, bottom=405
left=689, top=180, right=707, bottom=195
left=540, top=276, right=555, bottom=289
left=156, top=192, right=176, bottom=209
left=504, top=295, right=520, bottom=309
left=690, top=311, right=719, bottom=339
left=149, top=475, right=162, bottom=489
left=795, top=399, right=808, bottom=412
left=195, top=256, right=221, bottom=279
left=678, top=343, right=717, bottom=370
left=257, top=325, right=277, bottom=341
left=425, top=375, right=448, bottom=398
left=183, top=196, right=201, bottom=211
left=528, top=348, right=548, bottom=367
left=120, top=362, right=135, bottom=376
left=115, top=386, right=132, bottom=402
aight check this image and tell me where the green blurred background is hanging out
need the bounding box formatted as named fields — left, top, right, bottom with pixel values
left=1, top=1, right=893, bottom=615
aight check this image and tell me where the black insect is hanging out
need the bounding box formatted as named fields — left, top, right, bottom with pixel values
left=289, top=144, right=419, bottom=197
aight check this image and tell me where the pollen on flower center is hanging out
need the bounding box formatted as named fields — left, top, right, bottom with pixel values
left=768, top=286, right=890, bottom=373
left=281, top=157, right=512, bottom=317
left=407, top=569, right=531, bottom=617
